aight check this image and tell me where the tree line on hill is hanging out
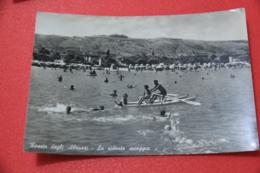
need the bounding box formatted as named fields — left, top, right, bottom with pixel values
left=33, top=47, right=247, bottom=67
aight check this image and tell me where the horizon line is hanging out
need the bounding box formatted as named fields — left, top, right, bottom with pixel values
left=35, top=33, right=248, bottom=42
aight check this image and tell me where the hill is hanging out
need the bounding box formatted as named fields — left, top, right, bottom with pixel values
left=33, top=34, right=249, bottom=64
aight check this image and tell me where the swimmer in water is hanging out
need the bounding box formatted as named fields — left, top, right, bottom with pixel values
left=104, top=78, right=109, bottom=83
left=164, top=114, right=173, bottom=130
left=93, top=70, right=97, bottom=75
left=66, top=105, right=104, bottom=114
left=230, top=74, right=235, bottom=78
left=153, top=110, right=171, bottom=120
left=110, top=90, right=117, bottom=98
left=164, top=113, right=179, bottom=131
left=160, top=110, right=167, bottom=117
left=70, top=85, right=75, bottom=90
left=127, top=84, right=137, bottom=89
left=57, top=74, right=63, bottom=82
left=92, top=106, right=105, bottom=111
left=89, top=70, right=97, bottom=76
left=69, top=66, right=73, bottom=73
left=119, top=74, right=124, bottom=81
left=66, top=106, right=72, bottom=114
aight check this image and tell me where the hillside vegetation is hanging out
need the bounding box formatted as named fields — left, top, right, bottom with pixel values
left=33, top=34, right=250, bottom=66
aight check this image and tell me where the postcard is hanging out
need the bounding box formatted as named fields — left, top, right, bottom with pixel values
left=24, top=8, right=259, bottom=155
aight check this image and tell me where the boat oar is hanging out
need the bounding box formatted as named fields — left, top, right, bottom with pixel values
left=180, top=100, right=201, bottom=106
left=167, top=94, right=179, bottom=97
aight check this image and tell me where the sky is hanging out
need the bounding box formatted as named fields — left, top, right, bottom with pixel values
left=35, top=8, right=248, bottom=41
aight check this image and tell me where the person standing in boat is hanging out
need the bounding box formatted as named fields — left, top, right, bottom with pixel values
left=138, top=85, right=151, bottom=105
left=149, top=80, right=167, bottom=103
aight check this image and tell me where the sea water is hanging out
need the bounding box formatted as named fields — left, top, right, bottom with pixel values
left=24, top=66, right=259, bottom=155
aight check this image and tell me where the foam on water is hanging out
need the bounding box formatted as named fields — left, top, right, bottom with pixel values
left=152, top=112, right=180, bottom=122
left=158, top=115, right=231, bottom=154
left=92, top=114, right=151, bottom=124
left=159, top=116, right=204, bottom=153
left=137, top=129, right=155, bottom=136
left=176, top=138, right=230, bottom=154
left=34, top=103, right=230, bottom=154
left=92, top=114, right=135, bottom=123
left=38, top=103, right=68, bottom=113
left=37, top=103, right=90, bottom=113
left=36, top=103, right=154, bottom=125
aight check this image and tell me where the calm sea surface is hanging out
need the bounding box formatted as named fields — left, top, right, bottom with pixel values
left=24, top=66, right=259, bottom=155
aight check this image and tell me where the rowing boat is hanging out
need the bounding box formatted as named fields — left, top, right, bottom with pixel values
left=123, top=94, right=199, bottom=107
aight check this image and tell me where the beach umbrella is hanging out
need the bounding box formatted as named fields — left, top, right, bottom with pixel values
left=156, top=64, right=163, bottom=69
left=151, top=64, right=157, bottom=68
left=139, top=64, right=145, bottom=68
left=169, top=64, right=175, bottom=69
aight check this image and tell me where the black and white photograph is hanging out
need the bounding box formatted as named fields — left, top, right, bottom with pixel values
left=24, top=8, right=259, bottom=155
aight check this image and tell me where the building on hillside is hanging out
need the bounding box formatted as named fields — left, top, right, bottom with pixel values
left=110, top=64, right=116, bottom=70
left=98, top=58, right=102, bottom=66
left=156, top=63, right=164, bottom=71
left=129, top=64, right=133, bottom=69
left=228, top=56, right=241, bottom=63
left=145, top=64, right=151, bottom=70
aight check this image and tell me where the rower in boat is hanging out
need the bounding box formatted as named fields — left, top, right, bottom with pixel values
left=149, top=80, right=167, bottom=103
left=115, top=94, right=128, bottom=107
left=138, top=85, right=151, bottom=105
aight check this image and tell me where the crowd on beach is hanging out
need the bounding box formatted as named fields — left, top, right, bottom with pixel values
left=32, top=59, right=250, bottom=73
